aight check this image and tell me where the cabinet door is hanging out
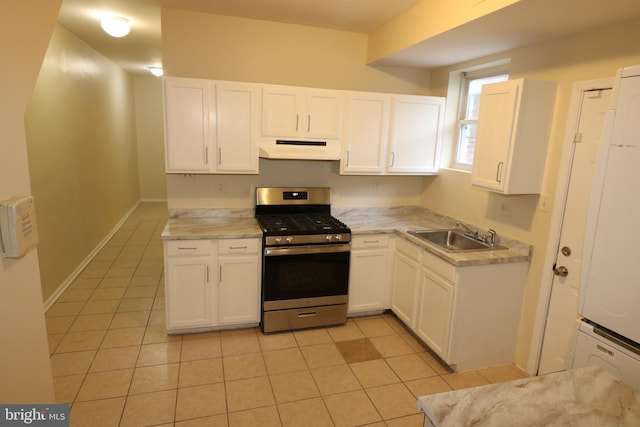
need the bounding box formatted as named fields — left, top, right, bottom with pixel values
left=218, top=256, right=260, bottom=325
left=305, top=89, right=343, bottom=139
left=416, top=270, right=454, bottom=361
left=164, top=78, right=213, bottom=173
left=215, top=82, right=260, bottom=173
left=165, top=255, right=215, bottom=330
left=470, top=81, right=519, bottom=192
left=341, top=92, right=389, bottom=174
left=348, top=239, right=390, bottom=314
left=388, top=95, right=444, bottom=174
left=262, top=86, right=301, bottom=138
left=391, top=251, right=420, bottom=328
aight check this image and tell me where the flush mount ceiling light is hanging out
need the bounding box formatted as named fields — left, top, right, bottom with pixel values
left=148, top=67, right=164, bottom=77
left=100, top=16, right=130, bottom=38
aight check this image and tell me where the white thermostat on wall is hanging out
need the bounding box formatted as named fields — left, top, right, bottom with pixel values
left=0, top=196, right=39, bottom=258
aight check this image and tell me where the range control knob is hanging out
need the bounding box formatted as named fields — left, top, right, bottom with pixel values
left=325, top=235, right=333, bottom=241
left=285, top=236, right=293, bottom=244
left=334, top=234, right=342, bottom=241
left=274, top=237, right=282, bottom=244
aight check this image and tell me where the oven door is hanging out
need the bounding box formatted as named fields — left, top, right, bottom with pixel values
left=263, top=243, right=350, bottom=308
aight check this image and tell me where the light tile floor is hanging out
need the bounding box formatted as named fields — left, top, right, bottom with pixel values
left=45, top=202, right=526, bottom=427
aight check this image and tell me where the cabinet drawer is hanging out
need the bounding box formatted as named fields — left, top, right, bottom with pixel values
left=396, top=237, right=421, bottom=261
left=165, top=240, right=214, bottom=257
left=422, top=250, right=455, bottom=282
left=218, top=238, right=260, bottom=255
left=352, top=234, right=390, bottom=250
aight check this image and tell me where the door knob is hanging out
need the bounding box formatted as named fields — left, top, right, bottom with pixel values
left=554, top=266, right=569, bottom=277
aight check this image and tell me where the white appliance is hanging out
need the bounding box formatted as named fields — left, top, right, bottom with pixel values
left=575, top=65, right=640, bottom=387
left=574, top=321, right=640, bottom=390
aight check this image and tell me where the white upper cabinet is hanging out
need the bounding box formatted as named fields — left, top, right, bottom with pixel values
left=341, top=93, right=445, bottom=175
left=341, top=92, right=390, bottom=174
left=163, top=77, right=260, bottom=174
left=388, top=95, right=445, bottom=174
left=262, top=85, right=343, bottom=140
left=164, top=78, right=213, bottom=173
left=471, top=78, right=557, bottom=194
left=215, top=82, right=260, bottom=173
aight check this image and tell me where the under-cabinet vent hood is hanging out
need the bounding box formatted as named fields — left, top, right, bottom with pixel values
left=259, top=140, right=341, bottom=161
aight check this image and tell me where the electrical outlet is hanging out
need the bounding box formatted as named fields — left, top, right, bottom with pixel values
left=500, top=202, right=512, bottom=217
left=216, top=182, right=224, bottom=192
left=373, top=182, right=380, bottom=193
left=539, top=194, right=552, bottom=213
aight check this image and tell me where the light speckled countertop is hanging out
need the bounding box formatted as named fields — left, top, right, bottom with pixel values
left=161, top=209, right=262, bottom=240
left=417, top=365, right=640, bottom=426
left=161, top=206, right=531, bottom=267
left=333, top=207, right=530, bottom=267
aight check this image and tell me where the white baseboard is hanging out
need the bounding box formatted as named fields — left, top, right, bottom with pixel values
left=43, top=200, right=142, bottom=312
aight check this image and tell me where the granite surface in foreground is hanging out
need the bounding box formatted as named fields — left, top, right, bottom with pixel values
left=417, top=365, right=640, bottom=426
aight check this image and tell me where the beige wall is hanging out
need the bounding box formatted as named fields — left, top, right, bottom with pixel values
left=161, top=8, right=432, bottom=210
left=367, top=0, right=519, bottom=63
left=423, top=17, right=640, bottom=370
left=162, top=8, right=431, bottom=94
left=25, top=24, right=141, bottom=302
left=0, top=0, right=60, bottom=403
left=134, top=75, right=167, bottom=201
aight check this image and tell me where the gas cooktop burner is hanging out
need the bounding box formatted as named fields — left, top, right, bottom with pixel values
left=254, top=187, right=351, bottom=245
left=256, top=213, right=349, bottom=234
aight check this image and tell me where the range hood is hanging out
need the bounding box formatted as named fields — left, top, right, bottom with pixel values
left=259, top=140, right=341, bottom=161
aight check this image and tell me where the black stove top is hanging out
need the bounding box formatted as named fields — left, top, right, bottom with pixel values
left=254, top=187, right=351, bottom=245
left=256, top=213, right=349, bottom=235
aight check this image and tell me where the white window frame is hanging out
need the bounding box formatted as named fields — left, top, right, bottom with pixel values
left=444, top=60, right=510, bottom=171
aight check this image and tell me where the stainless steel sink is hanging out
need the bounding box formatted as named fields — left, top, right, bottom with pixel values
left=408, top=229, right=507, bottom=253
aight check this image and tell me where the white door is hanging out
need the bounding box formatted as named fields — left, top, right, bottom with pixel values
left=341, top=92, right=389, bottom=174
left=215, top=82, right=260, bottom=173
left=538, top=86, right=612, bottom=374
left=164, top=78, right=213, bottom=172
left=218, top=256, right=260, bottom=325
left=387, top=95, right=444, bottom=174
left=470, top=81, right=519, bottom=191
left=305, top=89, right=343, bottom=139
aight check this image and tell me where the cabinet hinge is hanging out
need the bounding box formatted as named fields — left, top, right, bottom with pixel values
left=573, top=132, right=582, bottom=143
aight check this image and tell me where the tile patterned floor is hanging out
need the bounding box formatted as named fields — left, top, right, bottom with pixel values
left=45, top=202, right=526, bottom=427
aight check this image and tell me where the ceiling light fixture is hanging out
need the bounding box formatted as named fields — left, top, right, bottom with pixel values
left=148, top=67, right=164, bottom=77
left=100, top=16, right=130, bottom=38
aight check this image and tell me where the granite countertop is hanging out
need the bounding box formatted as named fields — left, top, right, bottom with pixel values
left=333, top=206, right=531, bottom=267
left=161, top=209, right=262, bottom=240
left=161, top=206, right=531, bottom=267
left=417, top=366, right=640, bottom=427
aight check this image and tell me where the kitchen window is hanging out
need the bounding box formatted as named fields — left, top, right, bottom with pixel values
left=454, top=70, right=508, bottom=168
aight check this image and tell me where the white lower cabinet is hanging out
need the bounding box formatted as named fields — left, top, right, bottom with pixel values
left=416, top=268, right=454, bottom=360
left=390, top=238, right=422, bottom=328
left=164, top=238, right=260, bottom=333
left=217, top=239, right=261, bottom=325
left=348, top=235, right=391, bottom=315
left=391, top=237, right=528, bottom=371
left=164, top=240, right=216, bottom=330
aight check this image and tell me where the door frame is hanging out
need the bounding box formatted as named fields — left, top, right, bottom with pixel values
left=527, top=77, right=613, bottom=375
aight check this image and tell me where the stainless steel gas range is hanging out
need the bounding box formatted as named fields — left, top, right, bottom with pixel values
left=255, top=187, right=351, bottom=333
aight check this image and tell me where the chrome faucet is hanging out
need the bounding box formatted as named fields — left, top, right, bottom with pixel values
left=482, top=229, right=497, bottom=246
left=456, top=222, right=478, bottom=238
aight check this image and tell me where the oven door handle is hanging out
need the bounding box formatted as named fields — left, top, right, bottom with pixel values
left=264, top=243, right=351, bottom=257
